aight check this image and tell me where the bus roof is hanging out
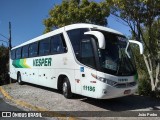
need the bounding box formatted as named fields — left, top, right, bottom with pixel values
left=64, top=23, right=123, bottom=35
left=12, top=23, right=124, bottom=50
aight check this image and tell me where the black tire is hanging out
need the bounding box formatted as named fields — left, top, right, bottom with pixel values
left=17, top=73, right=23, bottom=85
left=62, top=77, right=72, bottom=99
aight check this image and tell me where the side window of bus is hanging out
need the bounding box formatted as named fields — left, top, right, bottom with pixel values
left=67, top=28, right=88, bottom=60
left=29, top=42, right=38, bottom=57
left=39, top=38, right=50, bottom=56
left=51, top=34, right=65, bottom=54
left=22, top=45, right=29, bottom=58
left=16, top=48, right=21, bottom=59
left=81, top=38, right=96, bottom=68
left=11, top=50, right=16, bottom=60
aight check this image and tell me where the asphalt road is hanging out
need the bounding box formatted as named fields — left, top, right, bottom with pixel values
left=0, top=97, right=22, bottom=111
left=1, top=83, right=160, bottom=120
left=0, top=94, right=55, bottom=120
left=6, top=82, right=160, bottom=112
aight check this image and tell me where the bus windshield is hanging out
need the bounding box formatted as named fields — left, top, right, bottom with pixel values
left=95, top=30, right=136, bottom=76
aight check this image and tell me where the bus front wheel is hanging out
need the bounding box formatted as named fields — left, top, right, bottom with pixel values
left=62, top=77, right=72, bottom=99
left=17, top=73, right=23, bottom=85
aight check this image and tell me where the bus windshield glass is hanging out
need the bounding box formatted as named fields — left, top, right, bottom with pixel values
left=94, top=30, right=136, bottom=76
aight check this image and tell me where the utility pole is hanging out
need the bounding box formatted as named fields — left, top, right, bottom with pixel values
left=9, top=22, right=12, bottom=84
left=9, top=22, right=12, bottom=50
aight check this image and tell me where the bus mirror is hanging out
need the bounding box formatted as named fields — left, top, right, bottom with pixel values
left=84, top=31, right=105, bottom=49
left=125, top=40, right=144, bottom=58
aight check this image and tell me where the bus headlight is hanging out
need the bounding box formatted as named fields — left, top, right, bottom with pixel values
left=91, top=73, right=117, bottom=86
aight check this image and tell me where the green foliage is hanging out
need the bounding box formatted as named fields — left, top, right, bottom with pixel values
left=108, top=0, right=160, bottom=97
left=142, top=19, right=160, bottom=56
left=131, top=46, right=148, bottom=79
left=138, top=78, right=151, bottom=96
left=43, top=0, right=110, bottom=33
left=0, top=45, right=9, bottom=85
left=150, top=81, right=160, bottom=99
left=109, top=0, right=160, bottom=54
left=134, top=20, right=160, bottom=93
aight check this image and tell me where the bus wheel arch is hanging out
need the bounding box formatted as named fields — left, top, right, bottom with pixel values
left=57, top=74, right=72, bottom=98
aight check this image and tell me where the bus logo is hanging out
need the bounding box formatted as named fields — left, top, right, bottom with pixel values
left=33, top=58, right=52, bottom=66
left=118, top=79, right=128, bottom=82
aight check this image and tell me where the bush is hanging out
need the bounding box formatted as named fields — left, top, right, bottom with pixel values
left=0, top=45, right=9, bottom=85
left=150, top=82, right=160, bottom=98
left=0, top=76, right=3, bottom=85
left=0, top=73, right=10, bottom=85
left=138, top=79, right=152, bottom=96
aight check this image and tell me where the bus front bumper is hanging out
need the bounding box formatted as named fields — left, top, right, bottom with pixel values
left=96, top=84, right=138, bottom=99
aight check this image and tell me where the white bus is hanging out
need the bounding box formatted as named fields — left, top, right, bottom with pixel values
left=10, top=23, right=143, bottom=99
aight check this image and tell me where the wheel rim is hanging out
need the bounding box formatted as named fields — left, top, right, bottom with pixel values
left=63, top=82, right=68, bottom=96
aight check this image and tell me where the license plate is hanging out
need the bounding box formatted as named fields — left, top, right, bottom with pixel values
left=124, top=89, right=131, bottom=94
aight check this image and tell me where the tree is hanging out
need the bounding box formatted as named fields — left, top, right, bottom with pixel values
left=43, top=0, right=110, bottom=33
left=108, top=0, right=160, bottom=91
left=0, top=45, right=9, bottom=85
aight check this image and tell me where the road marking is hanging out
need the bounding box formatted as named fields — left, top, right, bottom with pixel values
left=0, top=86, right=77, bottom=120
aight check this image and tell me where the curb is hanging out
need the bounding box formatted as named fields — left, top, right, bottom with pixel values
left=0, top=86, right=77, bottom=120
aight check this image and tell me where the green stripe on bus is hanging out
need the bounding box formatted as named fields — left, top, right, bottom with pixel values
left=12, top=60, right=19, bottom=68
left=16, top=59, right=22, bottom=68
left=12, top=59, right=30, bottom=68
left=20, top=59, right=25, bottom=68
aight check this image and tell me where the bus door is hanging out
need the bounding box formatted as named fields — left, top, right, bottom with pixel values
left=79, top=37, right=97, bottom=98
left=75, top=69, right=82, bottom=94
left=75, top=67, right=96, bottom=97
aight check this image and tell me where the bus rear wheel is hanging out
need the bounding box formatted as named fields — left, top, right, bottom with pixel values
left=62, top=77, right=72, bottom=99
left=17, top=73, right=23, bottom=85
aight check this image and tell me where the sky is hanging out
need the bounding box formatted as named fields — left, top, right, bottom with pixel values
left=0, top=0, right=131, bottom=47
